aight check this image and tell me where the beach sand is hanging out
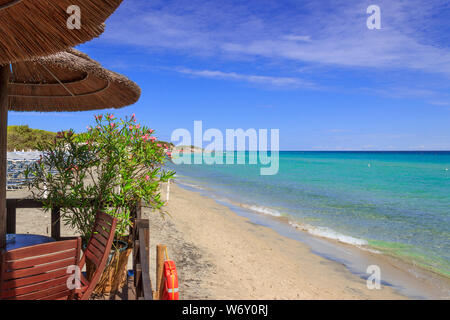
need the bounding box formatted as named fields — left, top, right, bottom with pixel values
left=146, top=182, right=407, bottom=300
left=7, top=184, right=407, bottom=300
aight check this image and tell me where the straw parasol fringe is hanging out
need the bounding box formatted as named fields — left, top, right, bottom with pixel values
left=8, top=48, right=141, bottom=111
left=0, top=0, right=124, bottom=64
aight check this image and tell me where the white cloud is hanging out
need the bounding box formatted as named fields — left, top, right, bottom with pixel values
left=329, top=129, right=351, bottom=133
left=176, top=68, right=314, bottom=88
left=98, top=0, right=450, bottom=102
left=102, top=0, right=450, bottom=75
left=428, top=101, right=450, bottom=107
left=282, top=35, right=312, bottom=42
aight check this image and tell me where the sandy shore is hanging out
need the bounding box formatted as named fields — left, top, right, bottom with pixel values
left=5, top=184, right=414, bottom=300
left=146, top=182, right=407, bottom=300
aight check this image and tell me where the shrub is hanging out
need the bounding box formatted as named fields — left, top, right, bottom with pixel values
left=26, top=114, right=175, bottom=245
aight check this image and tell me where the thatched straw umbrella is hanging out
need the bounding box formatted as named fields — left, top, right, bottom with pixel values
left=0, top=49, right=141, bottom=249
left=9, top=49, right=141, bottom=111
left=0, top=0, right=124, bottom=64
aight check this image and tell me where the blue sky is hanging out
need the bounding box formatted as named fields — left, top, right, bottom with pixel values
left=9, top=0, right=450, bottom=150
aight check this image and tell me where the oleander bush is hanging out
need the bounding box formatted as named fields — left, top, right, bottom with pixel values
left=26, top=113, right=175, bottom=245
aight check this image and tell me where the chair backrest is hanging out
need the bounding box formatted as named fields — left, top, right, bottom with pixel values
left=78, top=211, right=117, bottom=300
left=0, top=238, right=81, bottom=300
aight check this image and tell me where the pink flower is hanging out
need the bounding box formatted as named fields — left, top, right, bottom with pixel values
left=157, top=144, right=162, bottom=148
left=145, top=175, right=150, bottom=181
left=111, top=123, right=115, bottom=128
left=167, top=152, right=172, bottom=157
left=98, top=115, right=103, bottom=120
left=135, top=124, right=140, bottom=129
left=129, top=125, right=133, bottom=130
left=150, top=137, right=157, bottom=142
left=131, top=113, right=135, bottom=119
left=148, top=129, right=154, bottom=134
left=109, top=114, right=114, bottom=119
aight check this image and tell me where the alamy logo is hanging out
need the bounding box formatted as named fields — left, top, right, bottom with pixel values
left=66, top=265, right=81, bottom=290
left=366, top=265, right=381, bottom=290
left=67, top=5, right=81, bottom=30
left=367, top=5, right=381, bottom=30
left=171, top=121, right=280, bottom=176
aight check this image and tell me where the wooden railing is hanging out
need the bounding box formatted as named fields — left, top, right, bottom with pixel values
left=130, top=203, right=153, bottom=300
left=132, top=221, right=153, bottom=299
left=6, top=199, right=153, bottom=300
left=6, top=199, right=61, bottom=239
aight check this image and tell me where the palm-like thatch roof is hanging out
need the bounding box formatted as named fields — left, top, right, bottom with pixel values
left=8, top=49, right=141, bottom=112
left=0, top=0, right=124, bottom=64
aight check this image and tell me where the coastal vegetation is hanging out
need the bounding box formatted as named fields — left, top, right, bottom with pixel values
left=7, top=124, right=174, bottom=153
left=26, top=114, right=174, bottom=244
left=7, top=125, right=56, bottom=152
left=25, top=114, right=175, bottom=293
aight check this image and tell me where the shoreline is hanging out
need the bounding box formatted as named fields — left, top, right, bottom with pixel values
left=149, top=182, right=409, bottom=299
left=176, top=176, right=450, bottom=283
left=225, top=195, right=450, bottom=299
left=7, top=181, right=448, bottom=299
left=163, top=180, right=449, bottom=299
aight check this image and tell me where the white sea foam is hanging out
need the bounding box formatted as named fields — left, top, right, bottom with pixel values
left=242, top=204, right=282, bottom=217
left=178, top=178, right=371, bottom=249
left=180, top=182, right=203, bottom=189
left=241, top=204, right=367, bottom=246
left=289, top=221, right=368, bottom=246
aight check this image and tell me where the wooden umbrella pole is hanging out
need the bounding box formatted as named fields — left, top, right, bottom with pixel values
left=0, top=65, right=9, bottom=250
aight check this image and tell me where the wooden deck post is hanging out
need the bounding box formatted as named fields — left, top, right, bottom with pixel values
left=136, top=201, right=142, bottom=219
left=51, top=206, right=61, bottom=240
left=156, top=244, right=166, bottom=300
left=0, top=65, right=10, bottom=250
left=6, top=200, right=16, bottom=234
left=132, top=219, right=153, bottom=300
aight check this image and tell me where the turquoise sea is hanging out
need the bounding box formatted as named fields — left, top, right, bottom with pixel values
left=168, top=151, right=450, bottom=278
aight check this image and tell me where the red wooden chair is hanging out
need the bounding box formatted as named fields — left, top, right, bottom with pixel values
left=76, top=212, right=117, bottom=300
left=0, top=238, right=81, bottom=300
